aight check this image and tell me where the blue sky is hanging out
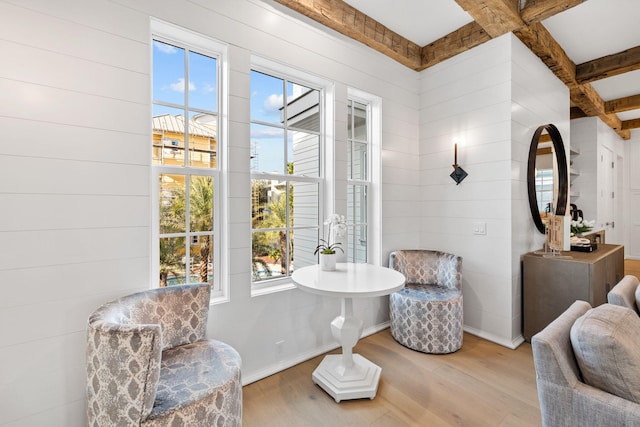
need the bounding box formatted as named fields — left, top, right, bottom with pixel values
left=152, top=40, right=295, bottom=174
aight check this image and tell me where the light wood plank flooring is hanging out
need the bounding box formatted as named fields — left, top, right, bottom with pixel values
left=625, top=259, right=640, bottom=279
left=243, top=261, right=640, bottom=426
left=243, top=330, right=540, bottom=427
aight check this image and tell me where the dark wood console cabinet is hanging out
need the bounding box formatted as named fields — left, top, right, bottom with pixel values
left=522, top=244, right=624, bottom=341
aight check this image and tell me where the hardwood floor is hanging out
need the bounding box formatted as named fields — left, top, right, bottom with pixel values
left=625, top=259, right=640, bottom=279
left=243, top=261, right=640, bottom=426
left=243, top=330, right=541, bottom=427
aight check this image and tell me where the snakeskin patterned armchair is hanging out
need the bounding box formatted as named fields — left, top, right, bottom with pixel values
left=86, top=283, right=242, bottom=426
left=389, top=250, right=463, bottom=353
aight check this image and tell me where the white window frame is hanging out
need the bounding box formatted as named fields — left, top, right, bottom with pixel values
left=150, top=19, right=229, bottom=301
left=347, top=88, right=382, bottom=265
left=250, top=55, right=334, bottom=295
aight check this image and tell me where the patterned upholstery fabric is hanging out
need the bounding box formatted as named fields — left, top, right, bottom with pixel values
left=86, top=283, right=242, bottom=426
left=532, top=301, right=640, bottom=426
left=389, top=250, right=463, bottom=354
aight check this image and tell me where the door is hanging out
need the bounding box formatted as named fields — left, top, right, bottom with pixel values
left=600, top=147, right=617, bottom=242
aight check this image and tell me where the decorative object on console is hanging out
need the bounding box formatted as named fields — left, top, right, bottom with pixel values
left=450, top=142, right=468, bottom=185
left=315, top=213, right=346, bottom=271
left=571, top=217, right=595, bottom=235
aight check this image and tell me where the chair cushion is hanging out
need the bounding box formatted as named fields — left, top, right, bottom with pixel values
left=397, top=282, right=461, bottom=301
left=570, top=303, right=640, bottom=404
left=146, top=339, right=242, bottom=426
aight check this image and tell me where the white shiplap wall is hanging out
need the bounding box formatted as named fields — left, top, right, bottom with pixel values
left=572, top=116, right=631, bottom=247
left=418, top=34, right=569, bottom=347
left=0, top=0, right=419, bottom=425
left=628, top=131, right=640, bottom=259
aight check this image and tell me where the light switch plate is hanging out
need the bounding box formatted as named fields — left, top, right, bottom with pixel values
left=473, top=222, right=487, bottom=235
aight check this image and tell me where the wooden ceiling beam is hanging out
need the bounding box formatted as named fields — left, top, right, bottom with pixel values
left=576, top=45, right=640, bottom=84
left=274, top=0, right=635, bottom=139
left=570, top=107, right=587, bottom=119
left=513, top=22, right=576, bottom=85
left=605, top=94, right=640, bottom=114
left=271, top=0, right=422, bottom=70
left=454, top=0, right=523, bottom=38
left=520, top=0, right=586, bottom=24
left=570, top=84, right=630, bottom=139
left=622, top=118, right=640, bottom=130
left=419, top=22, right=491, bottom=71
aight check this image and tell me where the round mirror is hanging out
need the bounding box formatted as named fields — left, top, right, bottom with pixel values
left=527, top=124, right=568, bottom=234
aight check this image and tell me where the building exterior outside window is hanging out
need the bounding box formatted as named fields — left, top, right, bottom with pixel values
left=250, top=59, right=330, bottom=287
left=151, top=20, right=225, bottom=293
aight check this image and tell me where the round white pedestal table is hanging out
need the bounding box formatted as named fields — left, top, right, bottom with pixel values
left=291, top=263, right=405, bottom=402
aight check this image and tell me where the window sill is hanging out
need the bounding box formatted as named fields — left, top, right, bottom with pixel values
left=251, top=280, right=297, bottom=297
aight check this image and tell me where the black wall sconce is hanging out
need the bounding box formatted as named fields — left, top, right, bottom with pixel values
left=450, top=143, right=468, bottom=185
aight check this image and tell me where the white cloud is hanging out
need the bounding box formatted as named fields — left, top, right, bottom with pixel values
left=263, top=94, right=283, bottom=111
left=154, top=41, right=178, bottom=54
left=251, top=127, right=282, bottom=139
left=170, top=78, right=195, bottom=93
left=202, top=83, right=215, bottom=94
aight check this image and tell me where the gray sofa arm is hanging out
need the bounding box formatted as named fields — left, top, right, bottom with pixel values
left=607, top=275, right=640, bottom=313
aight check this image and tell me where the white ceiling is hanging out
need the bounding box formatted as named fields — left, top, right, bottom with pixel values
left=342, top=0, right=640, bottom=125
left=343, top=0, right=473, bottom=46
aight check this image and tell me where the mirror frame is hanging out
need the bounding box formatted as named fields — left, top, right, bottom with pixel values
left=527, top=123, right=569, bottom=234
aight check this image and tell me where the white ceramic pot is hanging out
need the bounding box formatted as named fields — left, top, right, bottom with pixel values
left=319, top=252, right=336, bottom=271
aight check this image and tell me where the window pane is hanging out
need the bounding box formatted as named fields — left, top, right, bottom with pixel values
left=349, top=141, right=368, bottom=180
left=159, top=236, right=186, bottom=287
left=188, top=112, right=217, bottom=168
left=291, top=181, right=318, bottom=228
left=191, top=235, right=213, bottom=285
left=152, top=40, right=185, bottom=106
left=153, top=106, right=186, bottom=166
left=251, top=70, right=284, bottom=125
left=189, top=176, right=213, bottom=232
left=286, top=84, right=320, bottom=133
left=159, top=174, right=186, bottom=234
left=347, top=226, right=367, bottom=263
left=289, top=131, right=319, bottom=176
left=347, top=184, right=367, bottom=225
left=252, top=231, right=285, bottom=281
left=254, top=180, right=288, bottom=229
left=251, top=124, right=285, bottom=174
left=293, top=227, right=318, bottom=270
left=352, top=101, right=368, bottom=141
left=188, top=51, right=217, bottom=112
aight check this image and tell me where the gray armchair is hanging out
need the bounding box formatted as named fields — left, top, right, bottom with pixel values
left=607, top=274, right=640, bottom=313
left=532, top=300, right=640, bottom=426
left=86, top=283, right=242, bottom=426
left=389, top=249, right=463, bottom=353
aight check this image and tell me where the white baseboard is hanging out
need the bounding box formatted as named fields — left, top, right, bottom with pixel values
left=463, top=325, right=525, bottom=350
left=241, top=322, right=390, bottom=386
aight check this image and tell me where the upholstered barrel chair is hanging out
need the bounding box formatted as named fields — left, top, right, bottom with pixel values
left=86, top=283, right=242, bottom=426
left=389, top=250, right=463, bottom=354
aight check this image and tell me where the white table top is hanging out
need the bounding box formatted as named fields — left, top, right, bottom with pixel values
left=291, top=263, right=406, bottom=298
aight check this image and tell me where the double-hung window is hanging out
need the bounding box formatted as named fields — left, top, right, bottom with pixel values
left=151, top=20, right=226, bottom=293
left=346, top=89, right=381, bottom=264
left=250, top=58, right=329, bottom=287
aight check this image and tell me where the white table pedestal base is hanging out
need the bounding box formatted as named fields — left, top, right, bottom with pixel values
left=312, top=297, right=381, bottom=402
left=312, top=354, right=381, bottom=402
left=291, top=264, right=406, bottom=403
